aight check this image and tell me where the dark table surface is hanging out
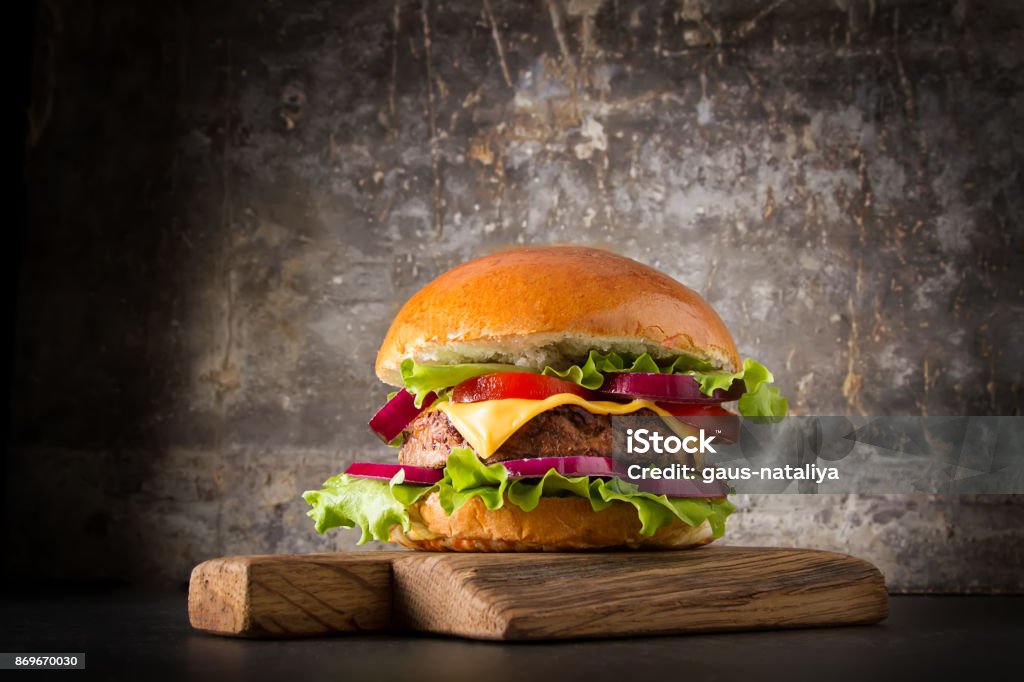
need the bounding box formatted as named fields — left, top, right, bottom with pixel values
left=1, top=590, right=1020, bottom=680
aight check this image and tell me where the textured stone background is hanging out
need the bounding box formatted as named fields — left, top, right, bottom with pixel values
left=9, top=0, right=1023, bottom=590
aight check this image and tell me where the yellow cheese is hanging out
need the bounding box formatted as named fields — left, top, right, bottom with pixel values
left=431, top=394, right=676, bottom=459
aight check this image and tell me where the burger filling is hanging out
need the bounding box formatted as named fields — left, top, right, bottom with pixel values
left=304, top=350, right=788, bottom=545
left=398, top=405, right=630, bottom=468
left=305, top=447, right=737, bottom=544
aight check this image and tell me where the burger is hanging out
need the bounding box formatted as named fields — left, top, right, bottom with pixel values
left=304, top=246, right=787, bottom=551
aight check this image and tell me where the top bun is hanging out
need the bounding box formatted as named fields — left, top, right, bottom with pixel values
left=375, top=245, right=740, bottom=386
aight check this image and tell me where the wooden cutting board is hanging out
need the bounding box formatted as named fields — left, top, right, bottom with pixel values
left=188, top=547, right=888, bottom=640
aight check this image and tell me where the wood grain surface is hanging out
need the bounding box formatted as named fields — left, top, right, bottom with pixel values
left=189, top=547, right=888, bottom=640
left=188, top=552, right=400, bottom=637
left=392, top=547, right=889, bottom=639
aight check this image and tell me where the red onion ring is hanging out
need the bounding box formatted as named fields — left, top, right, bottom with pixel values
left=597, top=373, right=744, bottom=404
left=344, top=456, right=730, bottom=498
left=368, top=390, right=435, bottom=443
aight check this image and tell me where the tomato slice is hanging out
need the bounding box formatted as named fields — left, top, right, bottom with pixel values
left=657, top=402, right=739, bottom=444
left=451, top=372, right=596, bottom=403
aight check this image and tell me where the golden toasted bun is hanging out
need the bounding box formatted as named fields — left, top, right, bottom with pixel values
left=376, top=246, right=739, bottom=386
left=387, top=492, right=717, bottom=551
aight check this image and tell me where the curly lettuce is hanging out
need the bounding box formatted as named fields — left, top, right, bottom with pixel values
left=303, top=448, right=735, bottom=544
left=399, top=359, right=531, bottom=407
left=397, top=352, right=788, bottom=417
left=303, top=470, right=430, bottom=543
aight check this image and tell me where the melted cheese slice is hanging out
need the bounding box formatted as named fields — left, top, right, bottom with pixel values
left=430, top=394, right=676, bottom=459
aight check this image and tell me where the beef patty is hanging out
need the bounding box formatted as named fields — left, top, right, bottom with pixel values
left=399, top=405, right=615, bottom=469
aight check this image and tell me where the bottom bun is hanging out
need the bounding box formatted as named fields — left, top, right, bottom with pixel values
left=388, top=492, right=717, bottom=551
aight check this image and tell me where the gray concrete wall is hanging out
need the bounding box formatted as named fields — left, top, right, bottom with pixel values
left=10, top=0, right=1023, bottom=590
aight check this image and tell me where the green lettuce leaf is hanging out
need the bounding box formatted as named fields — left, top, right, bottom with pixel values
left=503, top=470, right=733, bottom=537
left=388, top=469, right=435, bottom=506
left=399, top=353, right=788, bottom=417
left=734, top=358, right=789, bottom=419
left=739, top=384, right=788, bottom=419
left=541, top=351, right=605, bottom=389
left=399, top=359, right=531, bottom=406
left=687, top=367, right=743, bottom=394
left=541, top=350, right=680, bottom=388
left=674, top=358, right=786, bottom=417
left=438, top=447, right=508, bottom=513
left=302, top=471, right=431, bottom=543
left=505, top=469, right=594, bottom=511
left=304, top=450, right=735, bottom=542
left=543, top=353, right=788, bottom=418
left=589, top=476, right=735, bottom=536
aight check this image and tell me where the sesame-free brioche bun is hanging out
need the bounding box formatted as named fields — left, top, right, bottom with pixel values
left=388, top=492, right=715, bottom=551
left=376, top=246, right=740, bottom=386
